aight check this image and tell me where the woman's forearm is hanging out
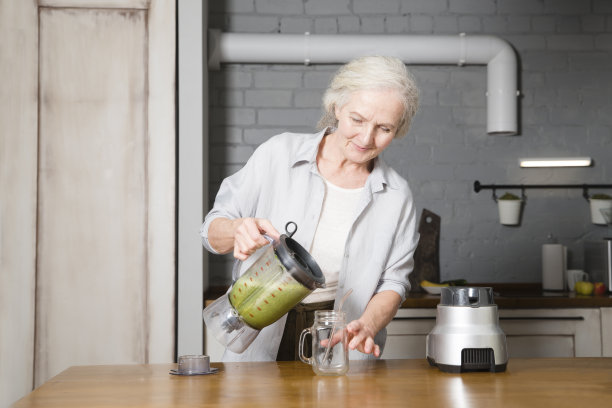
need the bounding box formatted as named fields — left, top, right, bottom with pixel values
left=208, top=217, right=242, bottom=254
left=360, top=290, right=402, bottom=335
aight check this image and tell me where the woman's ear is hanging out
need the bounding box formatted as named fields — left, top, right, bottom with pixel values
left=333, top=104, right=340, bottom=120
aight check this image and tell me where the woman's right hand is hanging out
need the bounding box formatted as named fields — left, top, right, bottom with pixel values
left=233, top=217, right=280, bottom=261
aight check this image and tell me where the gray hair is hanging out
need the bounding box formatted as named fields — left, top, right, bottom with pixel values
left=317, top=56, right=420, bottom=139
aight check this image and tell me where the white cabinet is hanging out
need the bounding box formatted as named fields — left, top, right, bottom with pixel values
left=205, top=307, right=612, bottom=361
left=383, top=307, right=610, bottom=359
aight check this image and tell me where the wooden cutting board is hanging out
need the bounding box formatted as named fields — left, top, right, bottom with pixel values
left=409, top=208, right=440, bottom=293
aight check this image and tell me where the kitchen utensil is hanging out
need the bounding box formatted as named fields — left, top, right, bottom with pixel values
left=202, top=222, right=325, bottom=353
left=426, top=286, right=508, bottom=373
left=321, top=288, right=353, bottom=365
left=410, top=209, right=441, bottom=293
left=299, top=310, right=348, bottom=376
left=169, top=355, right=219, bottom=376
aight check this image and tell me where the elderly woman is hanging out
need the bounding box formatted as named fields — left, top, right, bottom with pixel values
left=201, top=55, right=420, bottom=362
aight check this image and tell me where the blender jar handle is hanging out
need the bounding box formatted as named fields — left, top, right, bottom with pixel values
left=298, top=327, right=313, bottom=365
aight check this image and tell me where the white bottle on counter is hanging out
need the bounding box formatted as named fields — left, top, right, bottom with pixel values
left=542, top=234, right=567, bottom=291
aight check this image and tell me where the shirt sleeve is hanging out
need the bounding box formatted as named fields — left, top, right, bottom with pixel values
left=200, top=142, right=270, bottom=254
left=374, top=195, right=420, bottom=302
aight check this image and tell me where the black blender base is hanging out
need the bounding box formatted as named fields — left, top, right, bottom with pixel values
left=427, top=354, right=507, bottom=373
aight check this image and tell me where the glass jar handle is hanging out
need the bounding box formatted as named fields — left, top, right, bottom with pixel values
left=298, top=327, right=313, bottom=365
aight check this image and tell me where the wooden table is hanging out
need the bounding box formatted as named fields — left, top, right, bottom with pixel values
left=13, top=359, right=612, bottom=407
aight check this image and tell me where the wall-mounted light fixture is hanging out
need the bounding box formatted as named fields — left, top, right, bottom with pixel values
left=519, top=157, right=592, bottom=168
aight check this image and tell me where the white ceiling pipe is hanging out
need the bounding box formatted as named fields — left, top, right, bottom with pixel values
left=208, top=31, right=519, bottom=135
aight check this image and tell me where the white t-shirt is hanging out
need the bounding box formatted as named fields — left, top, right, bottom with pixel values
left=302, top=178, right=364, bottom=303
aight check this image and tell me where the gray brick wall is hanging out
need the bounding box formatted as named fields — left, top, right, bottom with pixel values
left=207, top=0, right=612, bottom=286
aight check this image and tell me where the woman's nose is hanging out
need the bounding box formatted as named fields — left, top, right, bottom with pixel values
left=359, top=126, right=375, bottom=145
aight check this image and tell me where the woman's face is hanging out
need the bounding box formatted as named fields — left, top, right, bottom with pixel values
left=333, top=88, right=404, bottom=166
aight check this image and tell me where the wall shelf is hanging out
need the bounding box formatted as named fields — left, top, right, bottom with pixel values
left=473, top=181, right=612, bottom=201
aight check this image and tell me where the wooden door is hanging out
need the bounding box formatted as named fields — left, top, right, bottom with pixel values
left=0, top=0, right=175, bottom=403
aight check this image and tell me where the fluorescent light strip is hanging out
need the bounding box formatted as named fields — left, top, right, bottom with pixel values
left=519, top=157, right=592, bottom=168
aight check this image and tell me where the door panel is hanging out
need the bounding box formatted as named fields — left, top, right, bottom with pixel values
left=36, top=7, right=148, bottom=385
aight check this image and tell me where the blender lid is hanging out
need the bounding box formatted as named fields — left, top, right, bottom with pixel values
left=274, top=222, right=325, bottom=290
left=440, top=286, right=495, bottom=307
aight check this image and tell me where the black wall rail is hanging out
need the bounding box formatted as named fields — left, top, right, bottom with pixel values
left=473, top=181, right=612, bottom=202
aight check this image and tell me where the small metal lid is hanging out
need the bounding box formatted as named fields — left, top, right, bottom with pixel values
left=440, top=287, right=495, bottom=307
left=274, top=222, right=325, bottom=290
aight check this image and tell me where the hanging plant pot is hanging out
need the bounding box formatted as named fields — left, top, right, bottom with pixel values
left=497, top=192, right=523, bottom=225
left=589, top=194, right=612, bottom=225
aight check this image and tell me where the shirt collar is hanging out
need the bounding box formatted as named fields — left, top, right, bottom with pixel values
left=291, top=127, right=394, bottom=193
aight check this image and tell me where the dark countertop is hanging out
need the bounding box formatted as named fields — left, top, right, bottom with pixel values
left=205, top=283, right=612, bottom=309
left=402, top=283, right=612, bottom=309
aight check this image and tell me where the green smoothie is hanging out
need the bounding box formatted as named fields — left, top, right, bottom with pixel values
left=230, top=272, right=310, bottom=330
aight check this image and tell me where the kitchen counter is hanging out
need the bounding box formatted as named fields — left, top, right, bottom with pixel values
left=13, top=359, right=612, bottom=407
left=206, top=283, right=612, bottom=309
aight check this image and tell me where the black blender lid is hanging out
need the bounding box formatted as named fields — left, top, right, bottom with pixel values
left=274, top=222, right=325, bottom=290
left=440, top=287, right=495, bottom=307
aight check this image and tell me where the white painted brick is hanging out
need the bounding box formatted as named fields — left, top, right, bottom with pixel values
left=571, top=54, right=612, bottom=72
left=556, top=16, right=581, bottom=33
left=354, top=0, right=400, bottom=14
left=595, top=34, right=612, bottom=50
left=244, top=128, right=285, bottom=145
left=210, top=107, right=256, bottom=126
left=295, top=90, right=323, bottom=107
left=482, top=16, right=508, bottom=33
left=304, top=71, right=334, bottom=89
left=400, top=0, right=448, bottom=14
left=338, top=16, right=360, bottom=33
left=521, top=52, right=567, bottom=72
left=314, top=17, right=338, bottom=34
left=507, top=16, right=531, bottom=33
left=433, top=16, right=459, bottom=33
left=258, top=108, right=321, bottom=126
left=280, top=17, right=312, bottom=33
left=497, top=0, right=544, bottom=14
left=209, top=0, right=255, bottom=13
left=459, top=16, right=482, bottom=32
left=409, top=15, right=433, bottom=33
left=544, top=0, right=590, bottom=15
left=581, top=15, right=606, bottom=32
left=212, top=70, right=252, bottom=88
left=245, top=90, right=292, bottom=107
left=361, top=16, right=385, bottom=33
left=594, top=0, right=612, bottom=12
left=547, top=35, right=594, bottom=51
left=227, top=15, right=279, bottom=33
left=451, top=107, right=486, bottom=126
left=449, top=70, right=485, bottom=89
left=449, top=0, right=496, bottom=15
left=254, top=71, right=302, bottom=88
left=217, top=90, right=244, bottom=107
left=386, top=16, right=409, bottom=33
left=255, top=0, right=303, bottom=15
left=531, top=16, right=556, bottom=33
left=210, top=126, right=243, bottom=144
left=503, top=34, right=546, bottom=50
left=305, top=0, right=351, bottom=15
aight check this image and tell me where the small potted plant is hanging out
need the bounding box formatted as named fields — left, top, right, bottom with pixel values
left=589, top=193, right=612, bottom=225
left=497, top=192, right=523, bottom=225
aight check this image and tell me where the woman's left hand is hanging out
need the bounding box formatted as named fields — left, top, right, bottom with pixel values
left=346, top=319, right=380, bottom=357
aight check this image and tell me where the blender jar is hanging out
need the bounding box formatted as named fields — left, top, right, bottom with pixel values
left=203, top=222, right=325, bottom=353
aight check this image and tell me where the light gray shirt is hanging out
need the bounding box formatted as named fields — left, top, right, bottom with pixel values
left=200, top=128, right=419, bottom=361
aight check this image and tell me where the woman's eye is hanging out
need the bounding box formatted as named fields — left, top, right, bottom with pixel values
left=351, top=117, right=362, bottom=124
left=381, top=127, right=391, bottom=133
